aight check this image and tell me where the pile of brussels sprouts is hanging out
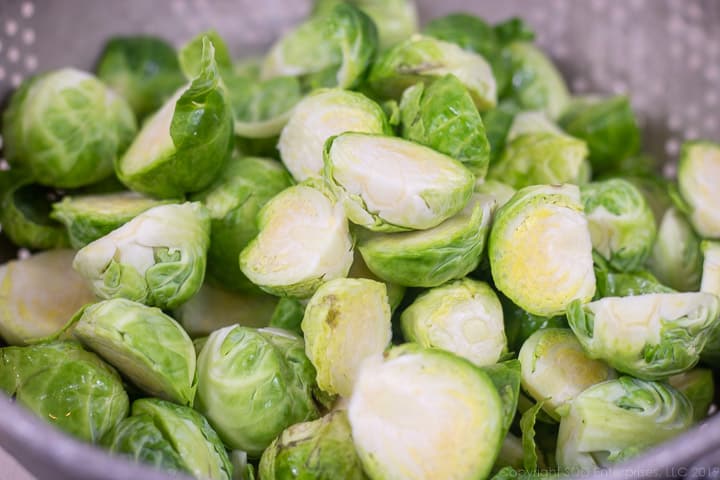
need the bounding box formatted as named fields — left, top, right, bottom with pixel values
left=1, top=1, right=720, bottom=479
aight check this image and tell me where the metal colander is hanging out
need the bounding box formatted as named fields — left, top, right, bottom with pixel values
left=0, top=1, right=719, bottom=479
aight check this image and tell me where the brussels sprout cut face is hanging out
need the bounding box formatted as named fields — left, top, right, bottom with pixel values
left=401, top=278, right=507, bottom=367
left=278, top=89, right=389, bottom=182
left=348, top=346, right=504, bottom=480
left=701, top=241, right=720, bottom=296
left=489, top=184, right=596, bottom=317
left=239, top=185, right=353, bottom=298
left=567, top=293, right=720, bottom=379
left=677, top=141, right=720, bottom=238
left=325, top=133, right=475, bottom=232
left=0, top=250, right=95, bottom=345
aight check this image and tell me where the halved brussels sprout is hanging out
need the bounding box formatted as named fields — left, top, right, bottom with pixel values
left=399, top=74, right=490, bottom=177
left=559, top=96, right=641, bottom=174
left=174, top=283, right=278, bottom=337
left=116, top=38, right=233, bottom=198
left=96, top=35, right=185, bottom=120
left=2, top=69, right=136, bottom=188
left=348, top=345, right=504, bottom=480
left=0, top=341, right=129, bottom=442
left=51, top=191, right=174, bottom=249
left=73, top=298, right=196, bottom=405
left=347, top=251, right=405, bottom=313
left=195, top=326, right=320, bottom=456
left=302, top=278, right=391, bottom=397
left=324, top=132, right=475, bottom=231
left=358, top=193, right=494, bottom=287
left=73, top=202, right=210, bottom=309
left=594, top=268, right=674, bottom=298
left=567, top=292, right=720, bottom=379
left=518, top=328, right=616, bottom=420
left=668, top=369, right=714, bottom=423
left=259, top=410, right=366, bottom=480
left=677, top=140, right=720, bottom=238
left=261, top=4, right=378, bottom=89
left=278, top=89, right=389, bottom=182
left=580, top=178, right=657, bottom=272
left=475, top=179, right=517, bottom=209
left=556, top=377, right=693, bottom=473
left=489, top=184, right=596, bottom=317
left=191, top=156, right=292, bottom=291
left=505, top=42, right=570, bottom=120
left=0, top=250, right=95, bottom=345
left=701, top=241, right=720, bottom=296
left=368, top=35, right=497, bottom=110
left=239, top=184, right=353, bottom=298
left=105, top=398, right=232, bottom=480
left=401, top=278, right=507, bottom=366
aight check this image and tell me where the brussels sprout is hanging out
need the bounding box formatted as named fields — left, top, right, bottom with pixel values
left=400, top=278, right=506, bottom=366
left=348, top=345, right=504, bottom=480
left=489, top=184, right=596, bottom=317
left=368, top=35, right=497, bottom=110
left=559, top=96, right=641, bottom=174
left=567, top=292, right=720, bottom=379
left=324, top=132, right=475, bottom=231
left=475, top=179, right=516, bottom=208
left=228, top=75, right=302, bottom=139
left=73, top=299, right=196, bottom=405
left=701, top=241, right=720, bottom=296
left=399, top=74, right=490, bottom=177
left=239, top=185, right=353, bottom=298
left=505, top=42, right=570, bottom=120
left=312, top=0, right=418, bottom=50
left=96, top=36, right=185, bottom=120
left=278, top=89, right=389, bottom=182
left=302, top=278, right=391, bottom=397
left=502, top=294, right=568, bottom=354
left=422, top=13, right=498, bottom=59
left=580, top=178, right=657, bottom=272
left=73, top=202, right=210, bottom=309
left=2, top=69, right=136, bottom=188
left=0, top=341, right=128, bottom=442
left=105, top=398, right=232, bottom=480
left=268, top=297, right=306, bottom=335
left=178, top=30, right=233, bottom=78
left=506, top=110, right=564, bottom=141
left=518, top=328, right=616, bottom=420
left=195, top=326, right=320, bottom=456
left=347, top=251, right=405, bottom=313
left=259, top=410, right=366, bottom=480
left=174, top=283, right=278, bottom=337
left=482, top=360, right=522, bottom=437
left=668, top=369, right=714, bottom=422
left=556, top=377, right=693, bottom=473
left=594, top=268, right=674, bottom=298
left=0, top=250, right=95, bottom=345
left=116, top=37, right=233, bottom=198
left=51, top=191, right=174, bottom=249
left=230, top=451, right=256, bottom=480
left=261, top=4, right=378, bottom=89
left=191, top=157, right=292, bottom=291
left=482, top=105, right=518, bottom=163
left=0, top=171, right=68, bottom=249
left=677, top=140, right=720, bottom=238
left=358, top=193, right=494, bottom=287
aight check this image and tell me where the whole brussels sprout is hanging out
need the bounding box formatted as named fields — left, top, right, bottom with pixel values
left=105, top=398, right=232, bottom=480
left=239, top=184, right=353, bottom=298
left=2, top=68, right=136, bottom=188
left=489, top=184, right=596, bottom=317
left=368, top=35, right=497, bottom=110
left=567, top=292, right=720, bottom=379
left=677, top=140, right=720, bottom=238
left=73, top=299, right=197, bottom=405
left=518, top=328, right=616, bottom=420
left=259, top=410, right=367, bottom=480
left=96, top=35, right=185, bottom=120
left=668, top=369, right=714, bottom=423
left=580, top=178, right=657, bottom=272
left=358, top=193, right=494, bottom=287
left=302, top=278, right=392, bottom=397
left=278, top=89, right=390, bottom=182
left=195, top=326, right=321, bottom=456
left=116, top=37, right=233, bottom=198
left=324, top=132, right=475, bottom=231
left=556, top=377, right=693, bottom=473
left=0, top=250, right=95, bottom=345
left=73, top=202, right=210, bottom=310
left=0, top=341, right=129, bottom=442
left=348, top=345, right=504, bottom=480
left=191, top=156, right=293, bottom=291
left=401, top=278, right=507, bottom=367
left=399, top=74, right=491, bottom=177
